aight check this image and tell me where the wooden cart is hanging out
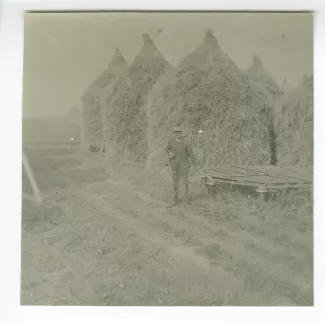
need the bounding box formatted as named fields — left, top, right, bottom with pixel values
left=200, top=165, right=312, bottom=203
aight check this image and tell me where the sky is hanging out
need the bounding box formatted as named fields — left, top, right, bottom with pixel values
left=22, top=12, right=313, bottom=117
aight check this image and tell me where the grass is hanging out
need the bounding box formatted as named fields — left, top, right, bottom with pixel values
left=21, top=142, right=313, bottom=306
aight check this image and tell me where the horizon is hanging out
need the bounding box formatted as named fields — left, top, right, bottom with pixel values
left=23, top=12, right=313, bottom=117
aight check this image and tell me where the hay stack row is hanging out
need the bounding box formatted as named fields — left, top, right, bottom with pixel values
left=81, top=48, right=128, bottom=151
left=81, top=29, right=313, bottom=168
left=274, top=74, right=313, bottom=167
left=281, top=79, right=292, bottom=94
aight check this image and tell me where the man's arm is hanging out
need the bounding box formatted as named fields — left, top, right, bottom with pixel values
left=166, top=139, right=172, bottom=153
left=166, top=139, right=175, bottom=158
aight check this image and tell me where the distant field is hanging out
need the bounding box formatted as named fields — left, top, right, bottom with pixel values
left=22, top=115, right=81, bottom=144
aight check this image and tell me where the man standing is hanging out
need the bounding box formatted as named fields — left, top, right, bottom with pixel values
left=166, top=126, right=199, bottom=207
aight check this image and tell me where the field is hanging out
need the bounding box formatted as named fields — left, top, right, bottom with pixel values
left=21, top=116, right=313, bottom=306
left=22, top=115, right=81, bottom=144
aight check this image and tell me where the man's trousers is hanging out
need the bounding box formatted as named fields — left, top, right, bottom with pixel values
left=170, top=161, right=189, bottom=201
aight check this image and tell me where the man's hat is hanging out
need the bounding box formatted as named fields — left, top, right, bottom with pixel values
left=173, top=126, right=182, bottom=133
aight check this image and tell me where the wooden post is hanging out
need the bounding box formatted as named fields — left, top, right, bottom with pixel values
left=100, top=139, right=105, bottom=157
left=69, top=138, right=74, bottom=151
left=200, top=171, right=217, bottom=197
left=206, top=177, right=216, bottom=196
left=207, top=184, right=216, bottom=196
left=201, top=175, right=208, bottom=187
left=99, top=133, right=107, bottom=157
left=256, top=185, right=269, bottom=204
left=22, top=153, right=42, bottom=204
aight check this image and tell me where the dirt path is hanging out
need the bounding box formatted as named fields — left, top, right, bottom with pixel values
left=21, top=146, right=313, bottom=306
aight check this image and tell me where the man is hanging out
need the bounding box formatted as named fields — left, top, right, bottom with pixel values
left=166, top=126, right=200, bottom=207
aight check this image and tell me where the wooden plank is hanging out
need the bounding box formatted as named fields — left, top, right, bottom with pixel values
left=202, top=176, right=311, bottom=190
left=225, top=165, right=262, bottom=175
left=241, top=165, right=312, bottom=182
left=208, top=168, right=259, bottom=179
left=205, top=165, right=312, bottom=194
left=216, top=166, right=254, bottom=174
left=269, top=175, right=310, bottom=184
left=231, top=165, right=267, bottom=174
left=234, top=166, right=311, bottom=184
left=205, top=175, right=263, bottom=187
left=230, top=175, right=285, bottom=185
left=212, top=166, right=258, bottom=176
left=208, top=167, right=242, bottom=176
left=212, top=166, right=277, bottom=179
left=266, top=183, right=312, bottom=189
left=22, top=153, right=42, bottom=204
left=201, top=176, right=260, bottom=188
left=281, top=169, right=312, bottom=182
left=206, top=173, right=308, bottom=187
left=228, top=174, right=303, bottom=184
left=262, top=172, right=311, bottom=184
left=207, top=170, right=299, bottom=185
left=220, top=165, right=312, bottom=180
left=210, top=166, right=312, bottom=185
left=207, top=170, right=240, bottom=180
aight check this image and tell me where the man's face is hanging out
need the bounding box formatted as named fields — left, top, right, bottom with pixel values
left=174, top=132, right=182, bottom=140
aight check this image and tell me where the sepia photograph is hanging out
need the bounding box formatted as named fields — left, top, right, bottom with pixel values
left=21, top=11, right=313, bottom=306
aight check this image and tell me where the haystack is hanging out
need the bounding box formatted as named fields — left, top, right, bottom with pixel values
left=281, top=78, right=291, bottom=94
left=81, top=48, right=128, bottom=151
left=147, top=29, right=275, bottom=169
left=274, top=74, right=313, bottom=166
left=102, top=34, right=172, bottom=161
left=245, top=55, right=283, bottom=99
left=245, top=55, right=282, bottom=165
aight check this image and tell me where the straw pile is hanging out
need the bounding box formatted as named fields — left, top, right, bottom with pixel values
left=102, top=34, right=172, bottom=161
left=244, top=55, right=283, bottom=165
left=146, top=29, right=274, bottom=169
left=245, top=55, right=283, bottom=99
left=81, top=48, right=128, bottom=151
left=274, top=74, right=313, bottom=166
left=281, top=78, right=291, bottom=94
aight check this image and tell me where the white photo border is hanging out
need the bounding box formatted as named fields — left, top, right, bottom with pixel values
left=0, top=1, right=324, bottom=323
